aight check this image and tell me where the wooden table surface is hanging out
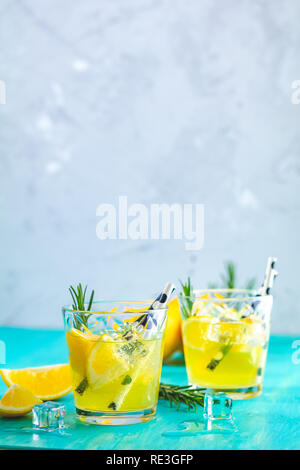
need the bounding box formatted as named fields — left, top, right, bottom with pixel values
left=0, top=327, right=299, bottom=450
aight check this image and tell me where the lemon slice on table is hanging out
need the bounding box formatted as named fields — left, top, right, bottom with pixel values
left=0, top=364, right=72, bottom=400
left=87, top=341, right=130, bottom=389
left=0, top=384, right=42, bottom=417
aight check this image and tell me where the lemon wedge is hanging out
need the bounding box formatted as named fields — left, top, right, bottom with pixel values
left=0, top=364, right=72, bottom=400
left=66, top=328, right=99, bottom=376
left=87, top=340, right=130, bottom=389
left=163, top=297, right=182, bottom=360
left=0, top=384, right=42, bottom=417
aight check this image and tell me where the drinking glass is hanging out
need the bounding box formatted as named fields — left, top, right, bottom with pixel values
left=63, top=301, right=167, bottom=425
left=179, top=289, right=273, bottom=399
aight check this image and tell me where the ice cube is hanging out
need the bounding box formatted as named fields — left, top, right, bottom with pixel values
left=32, top=401, right=66, bottom=430
left=203, top=392, right=233, bottom=420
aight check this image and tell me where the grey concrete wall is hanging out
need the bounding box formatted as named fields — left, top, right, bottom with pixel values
left=0, top=0, right=299, bottom=333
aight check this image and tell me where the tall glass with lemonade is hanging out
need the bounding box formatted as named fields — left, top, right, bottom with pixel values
left=63, top=301, right=167, bottom=425
left=179, top=289, right=272, bottom=399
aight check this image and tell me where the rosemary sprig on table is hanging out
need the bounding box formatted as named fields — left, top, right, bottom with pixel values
left=69, top=283, right=94, bottom=329
left=179, top=277, right=195, bottom=319
left=159, top=383, right=205, bottom=410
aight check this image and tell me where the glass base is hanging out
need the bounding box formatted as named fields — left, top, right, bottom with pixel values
left=190, top=384, right=262, bottom=400
left=76, top=407, right=156, bottom=425
left=225, top=385, right=262, bottom=400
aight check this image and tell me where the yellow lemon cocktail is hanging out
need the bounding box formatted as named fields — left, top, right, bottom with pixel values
left=179, top=290, right=272, bottom=399
left=63, top=301, right=167, bottom=425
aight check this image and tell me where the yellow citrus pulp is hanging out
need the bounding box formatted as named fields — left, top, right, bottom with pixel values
left=182, top=315, right=267, bottom=390
left=0, top=385, right=42, bottom=417
left=65, top=328, right=99, bottom=376
left=163, top=297, right=182, bottom=361
left=0, top=364, right=72, bottom=400
left=66, top=328, right=164, bottom=413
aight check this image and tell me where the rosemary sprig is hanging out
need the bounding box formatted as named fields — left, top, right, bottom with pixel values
left=179, top=277, right=195, bottom=319
left=209, top=261, right=257, bottom=291
left=245, top=277, right=256, bottom=290
left=69, top=283, right=95, bottom=329
left=159, top=383, right=205, bottom=410
left=206, top=262, right=257, bottom=371
left=69, top=283, right=95, bottom=395
left=75, top=377, right=88, bottom=395
left=206, top=264, right=235, bottom=370
left=206, top=343, right=233, bottom=370
left=220, top=261, right=235, bottom=290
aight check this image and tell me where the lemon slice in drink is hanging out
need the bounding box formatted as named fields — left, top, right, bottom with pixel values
left=182, top=316, right=212, bottom=349
left=112, top=340, right=157, bottom=411
left=87, top=339, right=130, bottom=389
left=66, top=328, right=99, bottom=376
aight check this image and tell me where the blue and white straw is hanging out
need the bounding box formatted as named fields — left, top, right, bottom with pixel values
left=257, top=257, right=278, bottom=296
left=137, top=282, right=176, bottom=329
left=149, top=282, right=176, bottom=310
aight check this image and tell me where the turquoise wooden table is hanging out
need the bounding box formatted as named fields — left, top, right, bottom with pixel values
left=0, top=328, right=299, bottom=450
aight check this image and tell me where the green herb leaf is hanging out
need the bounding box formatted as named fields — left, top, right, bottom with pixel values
left=246, top=277, right=256, bottom=290
left=68, top=283, right=94, bottom=329
left=159, top=383, right=205, bottom=410
left=121, top=375, right=132, bottom=385
left=75, top=377, right=88, bottom=395
left=179, top=277, right=195, bottom=319
left=87, top=289, right=95, bottom=312
left=211, top=261, right=257, bottom=291
left=220, top=261, right=236, bottom=290
left=206, top=343, right=233, bottom=370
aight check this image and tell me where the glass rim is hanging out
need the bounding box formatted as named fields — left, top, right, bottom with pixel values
left=179, top=288, right=272, bottom=302
left=62, top=300, right=169, bottom=315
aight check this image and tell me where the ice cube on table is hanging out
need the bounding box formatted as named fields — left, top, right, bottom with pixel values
left=203, top=392, right=233, bottom=420
left=32, top=401, right=66, bottom=430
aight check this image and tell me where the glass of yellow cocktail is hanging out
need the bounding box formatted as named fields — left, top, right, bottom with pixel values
left=63, top=301, right=167, bottom=425
left=179, top=289, right=273, bottom=399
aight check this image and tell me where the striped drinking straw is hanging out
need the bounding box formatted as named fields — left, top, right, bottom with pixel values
left=257, top=257, right=278, bottom=296
left=246, top=257, right=278, bottom=316
left=149, top=282, right=176, bottom=309
left=136, top=282, right=176, bottom=329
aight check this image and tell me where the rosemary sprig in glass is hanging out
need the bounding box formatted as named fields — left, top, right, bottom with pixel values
left=69, top=283, right=94, bottom=394
left=69, top=283, right=95, bottom=330
left=206, top=262, right=257, bottom=371
left=209, top=261, right=257, bottom=291
left=159, top=383, right=204, bottom=410
left=220, top=261, right=236, bottom=290
left=179, top=277, right=195, bottom=319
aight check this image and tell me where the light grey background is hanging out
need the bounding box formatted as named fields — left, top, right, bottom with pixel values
left=0, top=0, right=299, bottom=333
